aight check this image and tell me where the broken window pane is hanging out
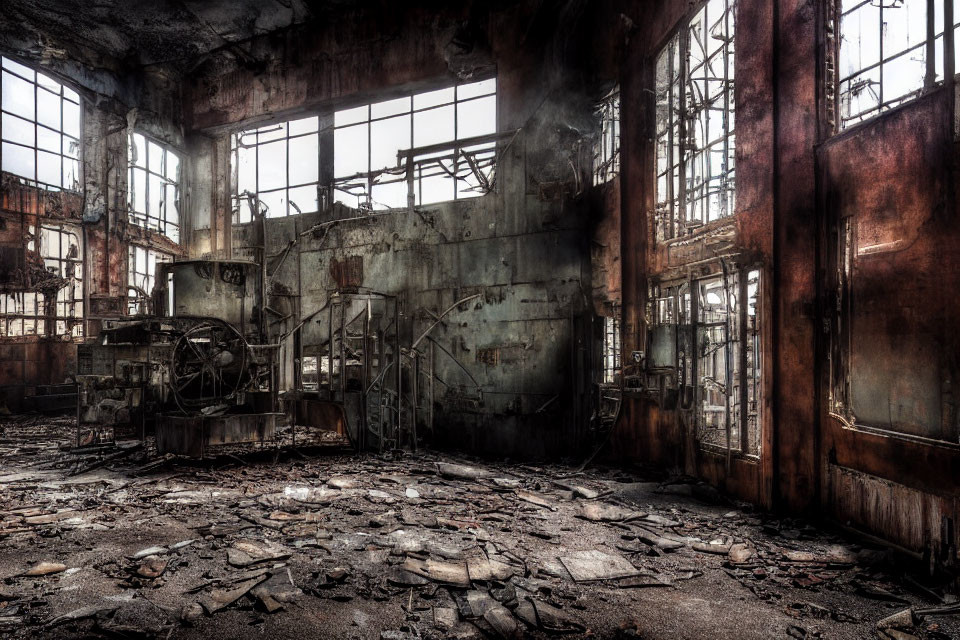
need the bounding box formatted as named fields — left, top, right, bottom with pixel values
left=603, top=314, right=621, bottom=384
left=1, top=57, right=82, bottom=189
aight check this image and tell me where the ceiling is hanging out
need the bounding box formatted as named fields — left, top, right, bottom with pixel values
left=0, top=0, right=363, bottom=67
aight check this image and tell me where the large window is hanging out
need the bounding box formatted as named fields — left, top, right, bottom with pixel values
left=333, top=77, right=497, bottom=210
left=593, top=86, right=621, bottom=186
left=128, top=245, right=172, bottom=315
left=654, top=0, right=736, bottom=242
left=837, top=0, right=958, bottom=129
left=128, top=133, right=181, bottom=242
left=231, top=78, right=498, bottom=224
left=0, top=224, right=83, bottom=338
left=232, top=115, right=321, bottom=223
left=1, top=56, right=81, bottom=191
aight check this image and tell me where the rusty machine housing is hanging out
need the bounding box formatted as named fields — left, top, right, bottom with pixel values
left=77, top=259, right=282, bottom=456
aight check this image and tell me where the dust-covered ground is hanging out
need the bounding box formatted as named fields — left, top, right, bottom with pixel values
left=0, top=415, right=957, bottom=639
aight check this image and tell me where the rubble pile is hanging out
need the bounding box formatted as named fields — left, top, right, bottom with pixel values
left=0, top=418, right=957, bottom=639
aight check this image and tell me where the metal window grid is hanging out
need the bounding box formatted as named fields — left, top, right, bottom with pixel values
left=654, top=0, right=737, bottom=243
left=127, top=245, right=173, bottom=315
left=0, top=56, right=81, bottom=191
left=593, top=86, right=621, bottom=186
left=231, top=115, right=322, bottom=223
left=0, top=224, right=83, bottom=338
left=128, top=133, right=181, bottom=243
left=837, top=0, right=958, bottom=129
left=332, top=78, right=497, bottom=210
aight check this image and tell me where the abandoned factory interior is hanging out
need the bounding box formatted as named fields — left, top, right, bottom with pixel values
left=0, top=0, right=959, bottom=638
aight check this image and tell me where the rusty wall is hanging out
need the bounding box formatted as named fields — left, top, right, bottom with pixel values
left=819, top=90, right=960, bottom=561
left=0, top=44, right=187, bottom=411
left=609, top=0, right=778, bottom=508
left=608, top=0, right=960, bottom=561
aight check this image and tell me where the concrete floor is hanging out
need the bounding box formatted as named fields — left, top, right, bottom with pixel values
left=0, top=416, right=957, bottom=639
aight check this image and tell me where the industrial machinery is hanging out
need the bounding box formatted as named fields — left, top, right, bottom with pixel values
left=76, top=259, right=282, bottom=456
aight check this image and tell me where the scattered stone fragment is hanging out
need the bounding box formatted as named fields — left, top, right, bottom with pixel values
left=198, top=575, right=269, bottom=614
left=728, top=543, right=755, bottom=564
left=483, top=604, right=518, bottom=638
left=436, top=462, right=492, bottom=481
left=328, top=476, right=357, bottom=489
left=130, top=545, right=167, bottom=560
left=433, top=606, right=459, bottom=631
left=46, top=604, right=119, bottom=627
left=135, top=555, right=168, bottom=579
left=515, top=490, right=555, bottom=510
left=403, top=557, right=471, bottom=587
left=579, top=502, right=644, bottom=522
left=466, top=556, right=516, bottom=582
left=21, top=562, right=67, bottom=576
left=250, top=571, right=302, bottom=613
left=226, top=539, right=291, bottom=568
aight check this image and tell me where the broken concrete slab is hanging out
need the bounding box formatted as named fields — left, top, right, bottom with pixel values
left=226, top=539, right=292, bottom=568
left=402, top=557, right=471, bottom=587
left=578, top=502, right=645, bottom=522
left=559, top=549, right=640, bottom=582
left=198, top=574, right=269, bottom=614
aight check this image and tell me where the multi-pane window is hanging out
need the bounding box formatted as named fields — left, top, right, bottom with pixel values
left=231, top=79, right=498, bottom=223
left=41, top=225, right=83, bottom=337
left=837, top=0, right=958, bottom=129
left=602, top=314, right=621, bottom=384
left=128, top=134, right=181, bottom=242
left=232, top=115, right=321, bottom=223
left=0, top=225, right=83, bottom=337
left=695, top=269, right=760, bottom=455
left=128, top=245, right=172, bottom=315
left=1, top=56, right=81, bottom=191
left=655, top=0, right=736, bottom=242
left=593, top=86, right=621, bottom=185
left=334, top=78, right=497, bottom=210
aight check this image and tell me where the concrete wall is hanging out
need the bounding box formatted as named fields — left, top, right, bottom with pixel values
left=182, top=1, right=612, bottom=458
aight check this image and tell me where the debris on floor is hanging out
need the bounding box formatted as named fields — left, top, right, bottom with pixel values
left=0, top=417, right=958, bottom=639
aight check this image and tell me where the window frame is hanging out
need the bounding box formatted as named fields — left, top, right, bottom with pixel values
left=0, top=55, right=82, bottom=192
left=128, top=132, right=182, bottom=243
left=332, top=77, right=498, bottom=210
left=0, top=223, right=84, bottom=338
left=231, top=115, right=322, bottom=223
left=832, top=0, right=958, bottom=131
left=593, top=85, right=621, bottom=186
left=653, top=0, right=737, bottom=244
left=230, top=76, right=499, bottom=224
left=127, top=244, right=173, bottom=316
